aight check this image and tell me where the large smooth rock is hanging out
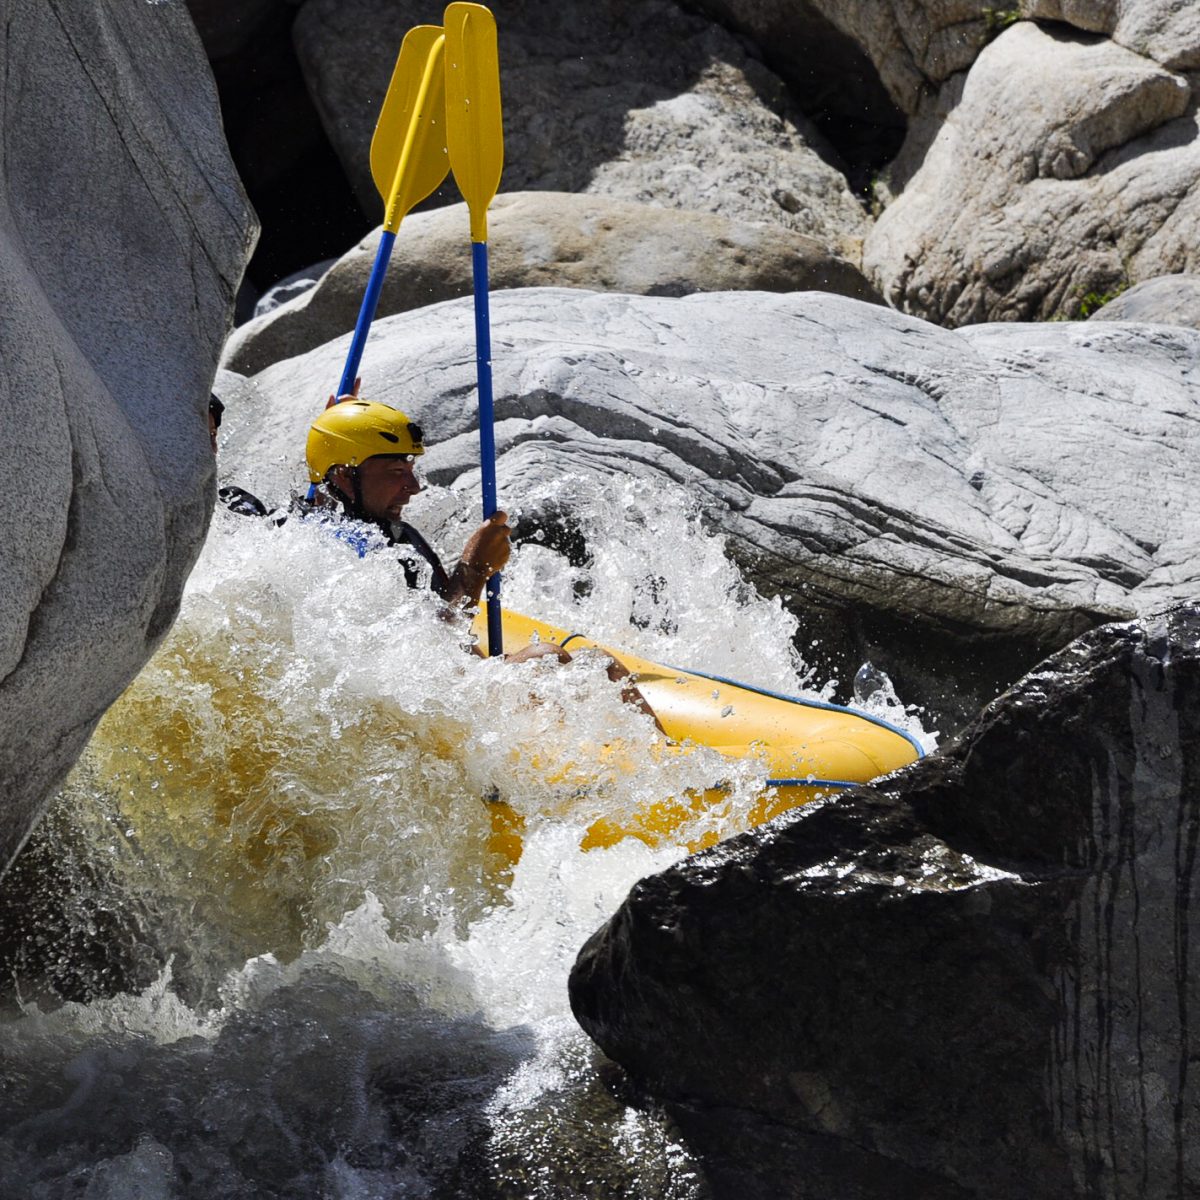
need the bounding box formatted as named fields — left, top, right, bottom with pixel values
left=1023, top=0, right=1200, bottom=70
left=292, top=0, right=868, bottom=253
left=220, top=289, right=1200, bottom=721
left=222, top=192, right=880, bottom=376
left=1089, top=274, right=1200, bottom=327
left=865, top=22, right=1198, bottom=325
left=0, top=1, right=256, bottom=872
left=569, top=604, right=1200, bottom=1199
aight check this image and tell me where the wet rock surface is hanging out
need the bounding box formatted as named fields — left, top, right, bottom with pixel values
left=569, top=604, right=1200, bottom=1200
left=220, top=288, right=1200, bottom=725
left=222, top=192, right=880, bottom=377
left=0, top=0, right=255, bottom=874
left=292, top=0, right=868, bottom=256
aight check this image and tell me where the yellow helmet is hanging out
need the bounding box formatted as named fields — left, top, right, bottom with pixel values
left=306, top=400, right=425, bottom=483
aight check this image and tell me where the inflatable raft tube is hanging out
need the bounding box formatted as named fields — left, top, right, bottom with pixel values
left=472, top=610, right=923, bottom=858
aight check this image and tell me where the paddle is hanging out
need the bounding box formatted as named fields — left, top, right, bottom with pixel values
left=333, top=25, right=450, bottom=401
left=444, top=1, right=505, bottom=655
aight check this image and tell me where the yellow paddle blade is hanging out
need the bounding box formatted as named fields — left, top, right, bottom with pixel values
left=444, top=2, right=504, bottom=242
left=370, top=25, right=450, bottom=234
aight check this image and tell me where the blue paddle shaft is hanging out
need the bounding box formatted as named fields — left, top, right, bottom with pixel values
left=471, top=240, right=503, bottom=656
left=336, top=230, right=397, bottom=399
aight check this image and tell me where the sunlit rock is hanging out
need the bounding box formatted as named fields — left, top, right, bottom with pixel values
left=1088, top=274, right=1200, bottom=328
left=570, top=604, right=1200, bottom=1199
left=1023, top=0, right=1200, bottom=70
left=291, top=0, right=868, bottom=255
left=865, top=23, right=1198, bottom=324
left=222, top=192, right=880, bottom=377
left=0, top=1, right=256, bottom=872
left=219, top=287, right=1200, bottom=721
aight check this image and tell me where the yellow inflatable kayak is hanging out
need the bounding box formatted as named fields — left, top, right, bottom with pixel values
left=472, top=610, right=923, bottom=858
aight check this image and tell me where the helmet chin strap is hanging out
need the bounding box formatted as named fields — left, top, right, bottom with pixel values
left=325, top=466, right=366, bottom=522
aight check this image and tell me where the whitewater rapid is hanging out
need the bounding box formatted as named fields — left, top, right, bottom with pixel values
left=0, top=475, right=930, bottom=1198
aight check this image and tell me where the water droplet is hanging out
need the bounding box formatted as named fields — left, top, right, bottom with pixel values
left=853, top=662, right=890, bottom=704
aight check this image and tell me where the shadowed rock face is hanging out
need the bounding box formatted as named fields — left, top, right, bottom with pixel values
left=0, top=0, right=256, bottom=873
left=770, top=0, right=998, bottom=115
left=292, top=0, right=868, bottom=255
left=569, top=604, right=1200, bottom=1200
left=672, top=0, right=906, bottom=186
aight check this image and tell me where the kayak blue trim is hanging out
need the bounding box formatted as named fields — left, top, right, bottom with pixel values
left=554, top=632, right=925, bottom=761
left=667, top=664, right=926, bottom=760
left=765, top=777, right=858, bottom=790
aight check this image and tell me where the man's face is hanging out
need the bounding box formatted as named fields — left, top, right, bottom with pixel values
left=354, top=455, right=423, bottom=524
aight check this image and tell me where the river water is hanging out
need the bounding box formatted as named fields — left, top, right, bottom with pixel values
left=0, top=477, right=929, bottom=1198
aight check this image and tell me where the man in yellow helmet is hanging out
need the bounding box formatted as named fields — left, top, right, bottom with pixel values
left=305, top=395, right=511, bottom=610
left=304, top=391, right=663, bottom=715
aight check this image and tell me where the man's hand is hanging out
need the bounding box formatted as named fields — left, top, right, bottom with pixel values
left=449, top=511, right=512, bottom=606
left=325, top=376, right=362, bottom=409
left=461, top=511, right=512, bottom=578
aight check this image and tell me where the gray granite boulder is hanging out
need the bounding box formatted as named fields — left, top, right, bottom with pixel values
left=1088, top=274, right=1200, bottom=328
left=569, top=604, right=1200, bottom=1199
left=220, top=288, right=1200, bottom=722
left=865, top=22, right=1199, bottom=325
left=0, top=0, right=256, bottom=873
left=292, top=0, right=868, bottom=255
left=1023, top=0, right=1200, bottom=70
left=222, top=192, right=880, bottom=376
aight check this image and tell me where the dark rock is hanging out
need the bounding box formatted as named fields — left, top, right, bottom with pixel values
left=185, top=0, right=284, bottom=60
left=569, top=604, right=1200, bottom=1198
left=201, top=3, right=371, bottom=292
left=0, top=794, right=164, bottom=1007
